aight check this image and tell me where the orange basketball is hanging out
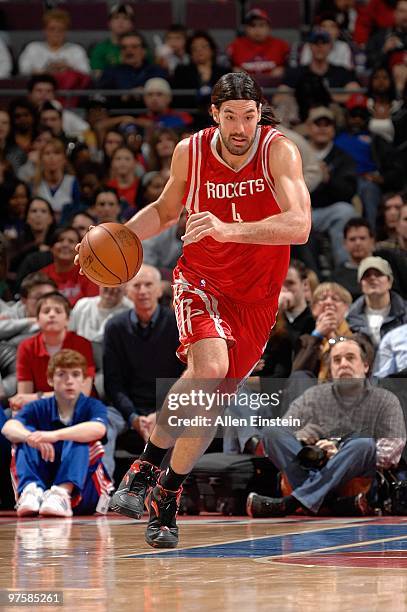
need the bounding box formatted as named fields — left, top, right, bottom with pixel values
left=79, top=223, right=143, bottom=287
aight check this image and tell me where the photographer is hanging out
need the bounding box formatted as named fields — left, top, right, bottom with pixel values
left=247, top=336, right=406, bottom=517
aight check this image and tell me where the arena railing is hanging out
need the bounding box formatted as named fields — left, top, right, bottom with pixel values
left=0, top=87, right=367, bottom=113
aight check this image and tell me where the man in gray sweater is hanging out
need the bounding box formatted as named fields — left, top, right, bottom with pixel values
left=247, top=335, right=406, bottom=517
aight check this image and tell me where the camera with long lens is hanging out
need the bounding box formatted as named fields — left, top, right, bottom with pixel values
left=297, top=438, right=342, bottom=469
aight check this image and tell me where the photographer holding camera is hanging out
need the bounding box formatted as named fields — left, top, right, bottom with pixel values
left=247, top=335, right=406, bottom=517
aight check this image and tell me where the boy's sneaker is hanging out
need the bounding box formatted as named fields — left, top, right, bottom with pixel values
left=16, top=483, right=44, bottom=517
left=39, top=485, right=73, bottom=518
left=145, top=484, right=182, bottom=549
left=109, top=460, right=161, bottom=520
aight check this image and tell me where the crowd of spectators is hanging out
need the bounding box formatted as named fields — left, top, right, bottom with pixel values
left=0, top=0, right=406, bottom=517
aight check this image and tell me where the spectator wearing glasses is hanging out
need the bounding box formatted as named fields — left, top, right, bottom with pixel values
left=247, top=336, right=406, bottom=517
left=293, top=282, right=353, bottom=379
left=282, top=282, right=354, bottom=407
left=18, top=9, right=90, bottom=79
left=347, top=256, right=407, bottom=346
left=96, top=31, right=168, bottom=93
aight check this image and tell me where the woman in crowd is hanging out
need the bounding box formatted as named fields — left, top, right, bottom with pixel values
left=9, top=197, right=56, bottom=287
left=106, top=146, right=140, bottom=209
left=39, top=226, right=98, bottom=306
left=8, top=98, right=38, bottom=157
left=100, top=129, right=125, bottom=175
left=367, top=66, right=403, bottom=142
left=32, top=139, right=80, bottom=220
left=136, top=170, right=169, bottom=210
left=172, top=31, right=228, bottom=127
left=1, top=181, right=31, bottom=260
left=0, top=110, right=26, bottom=172
left=146, top=128, right=178, bottom=173
left=17, top=127, right=54, bottom=185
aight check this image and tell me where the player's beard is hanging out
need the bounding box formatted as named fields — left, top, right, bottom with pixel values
left=218, top=126, right=255, bottom=156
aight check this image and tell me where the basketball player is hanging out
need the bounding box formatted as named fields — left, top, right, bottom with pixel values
left=78, top=73, right=311, bottom=548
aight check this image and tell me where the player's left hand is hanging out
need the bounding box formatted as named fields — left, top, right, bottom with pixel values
left=182, top=212, right=230, bottom=246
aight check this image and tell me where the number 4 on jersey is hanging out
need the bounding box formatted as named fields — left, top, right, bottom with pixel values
left=231, top=202, right=243, bottom=223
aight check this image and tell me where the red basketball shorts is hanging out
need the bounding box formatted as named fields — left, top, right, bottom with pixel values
left=173, top=270, right=278, bottom=380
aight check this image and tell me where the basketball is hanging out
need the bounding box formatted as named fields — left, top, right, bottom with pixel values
left=78, top=223, right=143, bottom=287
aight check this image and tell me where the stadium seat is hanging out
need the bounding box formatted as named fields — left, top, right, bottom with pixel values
left=0, top=1, right=108, bottom=30
left=127, top=1, right=173, bottom=30
left=185, top=0, right=239, bottom=29
left=0, top=2, right=43, bottom=30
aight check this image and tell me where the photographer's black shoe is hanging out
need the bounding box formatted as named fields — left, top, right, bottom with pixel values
left=109, top=460, right=161, bottom=520
left=246, top=493, right=300, bottom=518
left=145, top=484, right=182, bottom=548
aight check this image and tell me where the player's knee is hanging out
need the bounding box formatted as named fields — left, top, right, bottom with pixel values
left=192, top=360, right=229, bottom=379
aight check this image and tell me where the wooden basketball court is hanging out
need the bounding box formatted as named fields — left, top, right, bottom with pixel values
left=1, top=513, right=407, bottom=611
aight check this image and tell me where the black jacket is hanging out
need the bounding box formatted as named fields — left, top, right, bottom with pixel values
left=347, top=291, right=407, bottom=344
left=311, top=145, right=357, bottom=208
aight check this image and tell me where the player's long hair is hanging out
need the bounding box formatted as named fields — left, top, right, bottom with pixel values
left=211, top=72, right=279, bottom=127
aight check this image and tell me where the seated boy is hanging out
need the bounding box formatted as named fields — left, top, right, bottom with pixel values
left=1, top=349, right=113, bottom=517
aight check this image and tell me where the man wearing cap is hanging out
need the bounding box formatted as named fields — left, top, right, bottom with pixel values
left=347, top=256, right=407, bottom=346
left=90, top=4, right=135, bottom=77
left=281, top=27, right=359, bottom=121
left=227, top=8, right=289, bottom=77
left=306, top=105, right=357, bottom=266
left=300, top=13, right=354, bottom=70
left=136, top=78, right=193, bottom=132
left=335, top=93, right=404, bottom=231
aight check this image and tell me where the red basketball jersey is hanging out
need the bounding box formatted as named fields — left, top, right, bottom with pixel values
left=176, top=125, right=290, bottom=304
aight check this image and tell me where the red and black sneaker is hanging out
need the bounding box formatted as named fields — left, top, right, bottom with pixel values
left=145, top=484, right=182, bottom=549
left=109, top=460, right=161, bottom=520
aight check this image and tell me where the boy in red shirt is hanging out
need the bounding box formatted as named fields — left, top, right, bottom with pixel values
left=11, top=292, right=95, bottom=412
left=228, top=8, right=289, bottom=78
